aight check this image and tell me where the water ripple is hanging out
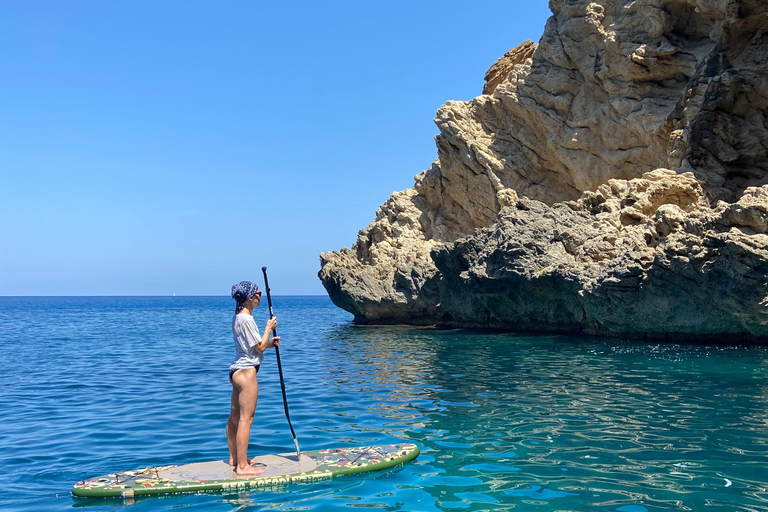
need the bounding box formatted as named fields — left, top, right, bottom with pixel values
left=1, top=296, right=767, bottom=511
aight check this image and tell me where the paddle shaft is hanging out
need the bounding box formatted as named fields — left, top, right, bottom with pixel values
left=261, top=266, right=301, bottom=458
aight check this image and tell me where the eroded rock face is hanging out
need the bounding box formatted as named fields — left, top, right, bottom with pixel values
left=319, top=0, right=768, bottom=340
left=483, top=40, right=538, bottom=95
left=433, top=170, right=768, bottom=339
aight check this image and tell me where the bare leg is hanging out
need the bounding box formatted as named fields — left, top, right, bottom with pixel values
left=231, top=368, right=264, bottom=476
left=226, top=386, right=239, bottom=466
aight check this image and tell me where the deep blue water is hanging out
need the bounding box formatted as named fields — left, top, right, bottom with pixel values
left=0, top=296, right=767, bottom=511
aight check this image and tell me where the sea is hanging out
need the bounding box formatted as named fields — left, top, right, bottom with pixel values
left=0, top=295, right=766, bottom=512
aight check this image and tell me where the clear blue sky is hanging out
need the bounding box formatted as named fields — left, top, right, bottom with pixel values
left=0, top=1, right=551, bottom=296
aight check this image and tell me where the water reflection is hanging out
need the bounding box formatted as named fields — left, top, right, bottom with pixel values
left=3, top=296, right=766, bottom=512
left=323, top=324, right=768, bottom=511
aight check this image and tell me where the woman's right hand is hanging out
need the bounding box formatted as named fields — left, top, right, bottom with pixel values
left=266, top=317, right=278, bottom=332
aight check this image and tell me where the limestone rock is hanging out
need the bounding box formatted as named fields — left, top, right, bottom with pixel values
left=432, top=171, right=768, bottom=339
left=319, top=0, right=768, bottom=341
left=483, top=40, right=537, bottom=95
left=319, top=187, right=441, bottom=322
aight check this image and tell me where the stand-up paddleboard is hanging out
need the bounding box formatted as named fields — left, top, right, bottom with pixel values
left=73, top=443, right=419, bottom=498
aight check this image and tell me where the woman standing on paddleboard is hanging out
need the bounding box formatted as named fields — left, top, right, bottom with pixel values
left=227, top=281, right=280, bottom=476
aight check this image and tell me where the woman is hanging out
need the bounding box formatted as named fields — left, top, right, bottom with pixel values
left=226, top=281, right=280, bottom=475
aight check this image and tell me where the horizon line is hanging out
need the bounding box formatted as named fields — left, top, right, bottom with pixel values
left=0, top=294, right=331, bottom=298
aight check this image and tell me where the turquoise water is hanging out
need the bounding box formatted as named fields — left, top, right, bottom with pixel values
left=1, top=296, right=767, bottom=511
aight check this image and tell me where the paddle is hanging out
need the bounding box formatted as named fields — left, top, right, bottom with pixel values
left=261, top=266, right=301, bottom=459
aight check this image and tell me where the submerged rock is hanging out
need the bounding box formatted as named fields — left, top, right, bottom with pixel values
left=319, top=0, right=768, bottom=341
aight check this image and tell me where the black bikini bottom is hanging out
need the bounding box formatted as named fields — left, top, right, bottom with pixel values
left=229, top=364, right=260, bottom=384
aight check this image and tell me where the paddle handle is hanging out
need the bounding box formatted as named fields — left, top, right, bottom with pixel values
left=262, top=266, right=301, bottom=459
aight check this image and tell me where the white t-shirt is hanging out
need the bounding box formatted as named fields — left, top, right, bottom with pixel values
left=230, top=313, right=264, bottom=371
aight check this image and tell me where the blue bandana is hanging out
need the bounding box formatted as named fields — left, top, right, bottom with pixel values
left=231, top=281, right=260, bottom=312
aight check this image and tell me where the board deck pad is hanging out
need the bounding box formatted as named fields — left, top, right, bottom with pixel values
left=73, top=443, right=419, bottom=498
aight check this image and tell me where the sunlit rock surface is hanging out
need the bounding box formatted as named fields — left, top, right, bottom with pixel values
left=319, top=0, right=768, bottom=340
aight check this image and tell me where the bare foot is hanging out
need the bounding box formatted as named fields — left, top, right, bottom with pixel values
left=235, top=464, right=265, bottom=476
left=227, top=457, right=258, bottom=467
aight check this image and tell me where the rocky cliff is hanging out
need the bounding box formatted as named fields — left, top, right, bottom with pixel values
left=319, top=0, right=768, bottom=341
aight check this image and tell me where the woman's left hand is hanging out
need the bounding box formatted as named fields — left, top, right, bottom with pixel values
left=270, top=336, right=280, bottom=348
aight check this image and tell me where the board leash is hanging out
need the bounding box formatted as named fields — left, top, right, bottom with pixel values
left=262, top=266, right=301, bottom=459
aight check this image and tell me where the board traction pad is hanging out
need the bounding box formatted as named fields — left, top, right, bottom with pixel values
left=72, top=443, right=419, bottom=498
